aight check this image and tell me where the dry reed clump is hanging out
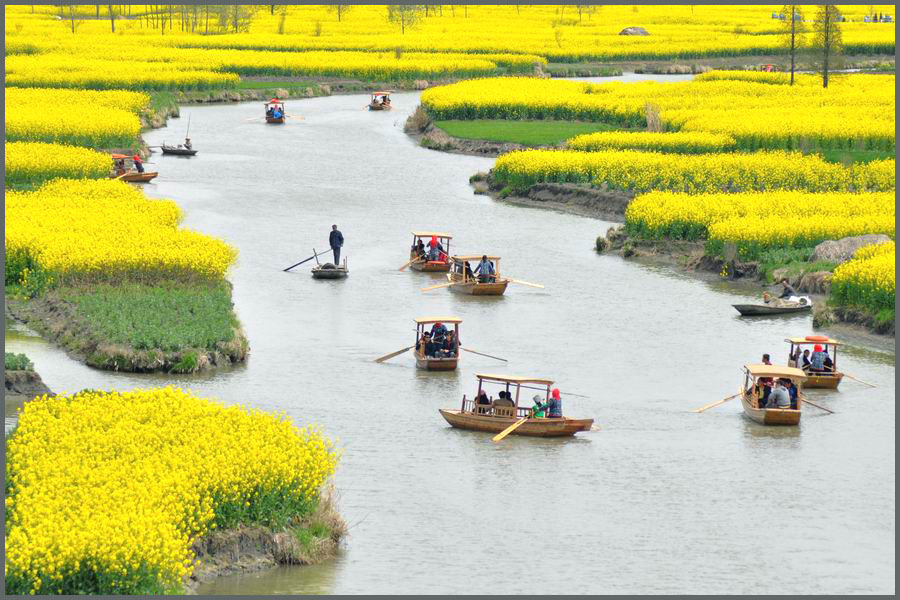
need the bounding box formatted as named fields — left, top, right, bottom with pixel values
left=645, top=103, right=662, bottom=132
left=405, top=104, right=433, bottom=133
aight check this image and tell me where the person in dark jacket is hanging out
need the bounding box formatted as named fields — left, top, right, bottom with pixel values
left=545, top=389, right=563, bottom=418
left=329, top=224, right=344, bottom=265
left=779, top=278, right=797, bottom=299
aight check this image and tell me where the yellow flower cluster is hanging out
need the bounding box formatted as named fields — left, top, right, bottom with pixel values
left=5, top=5, right=893, bottom=84
left=568, top=131, right=736, bottom=154
left=422, top=74, right=896, bottom=151
left=6, top=87, right=146, bottom=147
left=5, top=141, right=111, bottom=185
left=5, top=387, right=340, bottom=594
left=493, top=149, right=892, bottom=195
left=708, top=215, right=895, bottom=258
left=830, top=241, right=895, bottom=312
left=626, top=191, right=895, bottom=239
left=5, top=179, right=238, bottom=282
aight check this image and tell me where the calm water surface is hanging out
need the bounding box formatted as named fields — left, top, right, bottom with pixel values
left=5, top=76, right=895, bottom=594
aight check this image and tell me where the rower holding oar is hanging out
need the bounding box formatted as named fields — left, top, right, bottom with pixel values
left=329, top=224, right=344, bottom=265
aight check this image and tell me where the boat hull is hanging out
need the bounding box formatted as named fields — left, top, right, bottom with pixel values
left=266, top=116, right=285, bottom=124
left=160, top=147, right=197, bottom=156
left=439, top=409, right=593, bottom=437
left=740, top=391, right=802, bottom=425
left=411, top=260, right=451, bottom=272
left=368, top=104, right=391, bottom=111
left=448, top=279, right=509, bottom=296
left=416, top=357, right=458, bottom=371
left=802, top=372, right=843, bottom=389
left=311, top=266, right=348, bottom=279
left=733, top=304, right=811, bottom=316
left=113, top=171, right=158, bottom=183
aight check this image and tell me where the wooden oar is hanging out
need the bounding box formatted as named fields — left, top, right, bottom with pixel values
left=801, top=397, right=834, bottom=414
left=843, top=372, right=877, bottom=388
left=421, top=281, right=457, bottom=292
left=399, top=257, right=424, bottom=271
left=283, top=249, right=325, bottom=272
left=506, top=277, right=544, bottom=289
left=492, top=417, right=529, bottom=442
left=693, top=393, right=740, bottom=413
left=374, top=346, right=413, bottom=363
left=461, top=347, right=507, bottom=362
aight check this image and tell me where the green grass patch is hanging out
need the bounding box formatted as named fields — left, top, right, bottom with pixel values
left=815, top=148, right=895, bottom=165
left=5, top=353, right=34, bottom=371
left=59, top=282, right=238, bottom=352
left=755, top=247, right=838, bottom=282
left=434, top=119, right=623, bottom=146
left=874, top=308, right=895, bottom=328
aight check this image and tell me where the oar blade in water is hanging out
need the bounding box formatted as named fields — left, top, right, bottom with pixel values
left=507, top=277, right=544, bottom=289
left=374, top=346, right=413, bottom=363
left=421, top=282, right=455, bottom=292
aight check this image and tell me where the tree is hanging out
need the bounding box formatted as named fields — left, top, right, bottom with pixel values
left=574, top=5, right=599, bottom=21
left=330, top=5, right=352, bottom=22
left=387, top=5, right=423, bottom=34
left=811, top=4, right=843, bottom=88
left=107, top=4, right=116, bottom=32
left=779, top=5, right=807, bottom=85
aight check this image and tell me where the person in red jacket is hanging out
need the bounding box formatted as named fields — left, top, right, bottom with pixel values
left=132, top=154, right=144, bottom=173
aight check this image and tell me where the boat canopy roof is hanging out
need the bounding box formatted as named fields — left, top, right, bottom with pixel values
left=412, top=231, right=452, bottom=239
left=415, top=316, right=462, bottom=324
left=373, top=90, right=393, bottom=95
left=110, top=153, right=130, bottom=159
left=453, top=255, right=501, bottom=261
left=476, top=373, right=554, bottom=385
left=785, top=337, right=842, bottom=345
left=745, top=364, right=807, bottom=380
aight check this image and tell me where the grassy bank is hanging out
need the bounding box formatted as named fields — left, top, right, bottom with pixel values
left=434, top=119, right=622, bottom=146
left=5, top=352, right=33, bottom=371
left=6, top=282, right=247, bottom=373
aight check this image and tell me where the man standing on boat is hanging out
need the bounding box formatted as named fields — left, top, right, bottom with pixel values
left=329, top=224, right=344, bottom=265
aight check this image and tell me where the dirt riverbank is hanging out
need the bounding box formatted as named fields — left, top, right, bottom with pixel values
left=184, top=490, right=346, bottom=594
left=5, top=369, right=52, bottom=399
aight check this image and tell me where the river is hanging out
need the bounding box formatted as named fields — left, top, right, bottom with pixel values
left=5, top=74, right=895, bottom=594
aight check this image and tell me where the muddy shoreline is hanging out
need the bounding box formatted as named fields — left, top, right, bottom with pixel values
left=184, top=489, right=346, bottom=594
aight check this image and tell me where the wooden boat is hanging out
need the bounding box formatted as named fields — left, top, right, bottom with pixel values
left=110, top=153, right=157, bottom=182
left=311, top=259, right=348, bottom=279
left=160, top=145, right=197, bottom=156
left=265, top=98, right=286, bottom=123
left=784, top=336, right=844, bottom=389
left=734, top=295, right=812, bottom=316
left=440, top=374, right=594, bottom=438
left=739, top=364, right=806, bottom=426
left=114, top=171, right=158, bottom=183
left=368, top=91, right=393, bottom=111
left=733, top=303, right=811, bottom=316
left=413, top=317, right=460, bottom=371
left=409, top=231, right=452, bottom=272
left=447, top=255, right=509, bottom=296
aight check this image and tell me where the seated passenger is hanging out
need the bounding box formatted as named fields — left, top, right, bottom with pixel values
left=477, top=390, right=490, bottom=404
left=415, top=239, right=426, bottom=258
left=474, top=255, right=495, bottom=283
left=800, top=349, right=811, bottom=370
left=464, top=261, right=474, bottom=280
left=442, top=331, right=457, bottom=356
left=785, top=380, right=799, bottom=409
left=768, top=379, right=791, bottom=409
left=416, top=332, right=431, bottom=353
left=494, top=392, right=514, bottom=407
left=531, top=394, right=546, bottom=418
left=823, top=351, right=834, bottom=372
left=545, top=388, right=563, bottom=418
left=425, top=336, right=441, bottom=358
left=809, top=344, right=827, bottom=372
left=427, top=236, right=444, bottom=261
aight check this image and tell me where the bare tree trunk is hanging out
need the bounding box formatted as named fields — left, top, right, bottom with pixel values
left=337, top=5, right=342, bottom=21
left=70, top=5, right=76, bottom=33
left=823, top=10, right=830, bottom=88
left=790, top=10, right=795, bottom=85
left=205, top=4, right=209, bottom=34
left=108, top=4, right=115, bottom=32
left=96, top=5, right=100, bottom=18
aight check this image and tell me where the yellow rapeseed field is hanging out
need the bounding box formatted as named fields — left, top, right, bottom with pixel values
left=493, top=149, right=892, bottom=194
left=5, top=387, right=340, bottom=594
left=5, top=179, right=237, bottom=283
left=422, top=74, right=895, bottom=151
left=5, top=141, right=111, bottom=185
left=568, top=131, right=737, bottom=154
left=831, top=241, right=895, bottom=312
left=6, top=87, right=147, bottom=147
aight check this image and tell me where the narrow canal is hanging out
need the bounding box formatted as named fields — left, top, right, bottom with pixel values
left=5, top=75, right=894, bottom=594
